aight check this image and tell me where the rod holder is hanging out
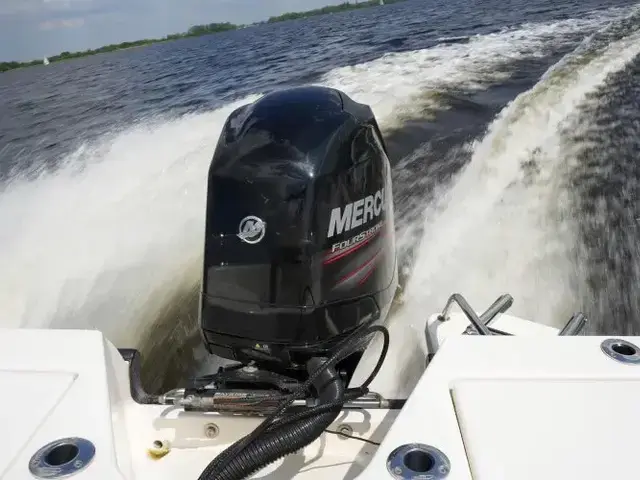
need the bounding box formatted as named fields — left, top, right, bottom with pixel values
left=439, top=293, right=492, bottom=336
left=558, top=313, right=587, bottom=336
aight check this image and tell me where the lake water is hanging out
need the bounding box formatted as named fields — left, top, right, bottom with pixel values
left=1, top=0, right=639, bottom=392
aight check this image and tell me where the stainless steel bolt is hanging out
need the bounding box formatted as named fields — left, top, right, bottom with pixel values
left=336, top=424, right=353, bottom=439
left=205, top=423, right=219, bottom=439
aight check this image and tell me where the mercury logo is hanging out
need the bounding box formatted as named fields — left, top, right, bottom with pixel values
left=238, top=216, right=266, bottom=244
left=327, top=188, right=385, bottom=239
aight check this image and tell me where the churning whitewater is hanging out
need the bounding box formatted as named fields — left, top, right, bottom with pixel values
left=1, top=0, right=639, bottom=392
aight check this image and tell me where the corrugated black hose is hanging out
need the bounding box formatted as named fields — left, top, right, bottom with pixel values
left=197, top=324, right=389, bottom=480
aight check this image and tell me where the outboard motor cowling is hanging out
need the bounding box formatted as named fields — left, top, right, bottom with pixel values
left=200, top=86, right=398, bottom=375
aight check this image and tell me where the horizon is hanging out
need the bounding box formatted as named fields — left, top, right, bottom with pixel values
left=0, top=0, right=354, bottom=62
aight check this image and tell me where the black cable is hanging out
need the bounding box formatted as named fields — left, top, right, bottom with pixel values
left=229, top=324, right=387, bottom=453
left=350, top=325, right=389, bottom=391
left=199, top=324, right=390, bottom=479
left=263, top=324, right=389, bottom=434
left=324, top=429, right=381, bottom=446
left=261, top=325, right=389, bottom=434
left=199, top=357, right=344, bottom=480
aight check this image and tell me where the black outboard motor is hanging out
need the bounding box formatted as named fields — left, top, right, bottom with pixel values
left=199, top=86, right=398, bottom=379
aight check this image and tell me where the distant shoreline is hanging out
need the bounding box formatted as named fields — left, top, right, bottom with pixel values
left=0, top=0, right=406, bottom=73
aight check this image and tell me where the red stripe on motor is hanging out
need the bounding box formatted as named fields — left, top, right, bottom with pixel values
left=358, top=263, right=378, bottom=285
left=336, top=248, right=383, bottom=286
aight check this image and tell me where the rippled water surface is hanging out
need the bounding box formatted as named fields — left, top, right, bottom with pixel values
left=1, top=0, right=640, bottom=393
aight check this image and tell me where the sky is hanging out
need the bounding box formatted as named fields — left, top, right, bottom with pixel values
left=0, top=0, right=345, bottom=62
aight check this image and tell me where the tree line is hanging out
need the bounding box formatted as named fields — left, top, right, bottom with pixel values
left=0, top=1, right=406, bottom=73
left=0, top=22, right=237, bottom=72
left=267, top=0, right=404, bottom=23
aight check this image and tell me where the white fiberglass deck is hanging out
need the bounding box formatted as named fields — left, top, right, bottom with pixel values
left=1, top=313, right=640, bottom=480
